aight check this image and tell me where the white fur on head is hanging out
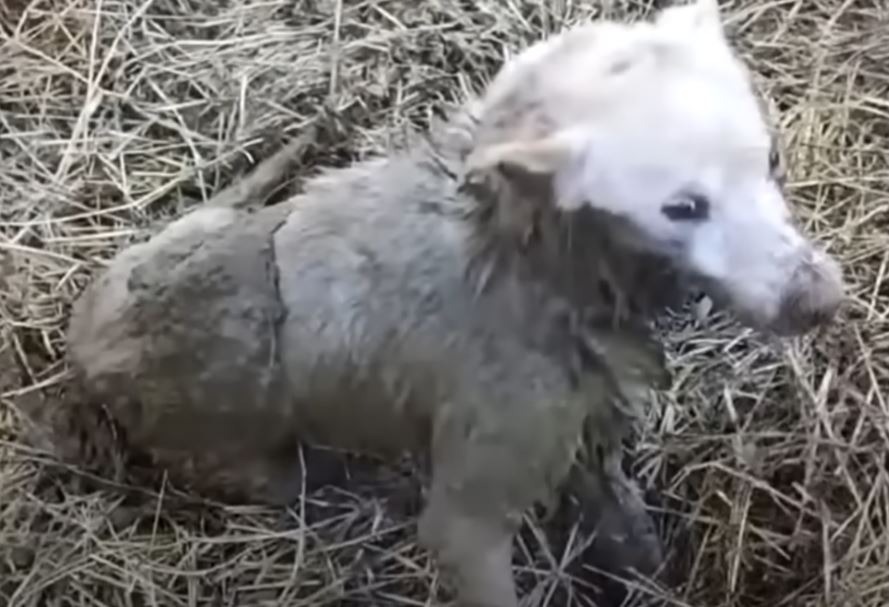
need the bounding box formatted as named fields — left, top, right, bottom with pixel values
left=468, top=0, right=844, bottom=335
left=655, top=0, right=723, bottom=38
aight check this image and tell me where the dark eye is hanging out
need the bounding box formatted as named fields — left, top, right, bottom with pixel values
left=661, top=193, right=710, bottom=222
left=768, top=145, right=787, bottom=186
left=768, top=147, right=781, bottom=173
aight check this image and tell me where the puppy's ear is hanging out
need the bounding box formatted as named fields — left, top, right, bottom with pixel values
left=466, top=133, right=574, bottom=176
left=465, top=130, right=586, bottom=210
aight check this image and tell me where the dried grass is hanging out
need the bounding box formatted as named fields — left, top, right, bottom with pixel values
left=1, top=0, right=888, bottom=605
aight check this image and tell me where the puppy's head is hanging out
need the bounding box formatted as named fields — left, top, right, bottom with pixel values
left=467, top=0, right=844, bottom=336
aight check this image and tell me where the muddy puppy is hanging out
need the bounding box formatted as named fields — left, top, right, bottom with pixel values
left=64, top=1, right=844, bottom=606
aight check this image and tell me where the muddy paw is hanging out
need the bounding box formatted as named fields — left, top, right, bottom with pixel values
left=552, top=464, right=667, bottom=606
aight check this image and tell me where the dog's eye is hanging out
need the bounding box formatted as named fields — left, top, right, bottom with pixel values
left=768, top=145, right=787, bottom=186
left=769, top=147, right=781, bottom=173
left=661, top=193, right=710, bottom=222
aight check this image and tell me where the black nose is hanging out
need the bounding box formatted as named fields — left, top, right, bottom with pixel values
left=773, top=252, right=844, bottom=336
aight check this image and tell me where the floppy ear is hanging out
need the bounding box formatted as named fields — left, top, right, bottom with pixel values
left=465, top=129, right=588, bottom=210
left=466, top=133, right=575, bottom=176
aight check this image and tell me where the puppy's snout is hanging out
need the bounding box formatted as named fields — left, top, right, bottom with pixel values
left=773, top=248, right=844, bottom=336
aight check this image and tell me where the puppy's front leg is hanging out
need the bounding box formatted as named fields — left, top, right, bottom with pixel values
left=417, top=373, right=584, bottom=606
left=566, top=446, right=665, bottom=601
left=419, top=480, right=519, bottom=607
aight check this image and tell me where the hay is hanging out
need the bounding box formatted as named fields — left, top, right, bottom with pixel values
left=1, top=0, right=887, bottom=605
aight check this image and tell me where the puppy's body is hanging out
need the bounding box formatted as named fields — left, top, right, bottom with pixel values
left=63, top=2, right=845, bottom=606
left=69, top=101, right=664, bottom=503
left=67, top=105, right=668, bottom=605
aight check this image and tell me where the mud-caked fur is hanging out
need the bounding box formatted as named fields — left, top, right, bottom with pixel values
left=63, top=2, right=845, bottom=606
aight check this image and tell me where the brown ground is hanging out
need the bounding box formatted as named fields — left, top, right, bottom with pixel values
left=1, top=1, right=888, bottom=606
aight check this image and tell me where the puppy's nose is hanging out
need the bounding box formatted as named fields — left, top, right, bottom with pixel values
left=773, top=248, right=844, bottom=336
